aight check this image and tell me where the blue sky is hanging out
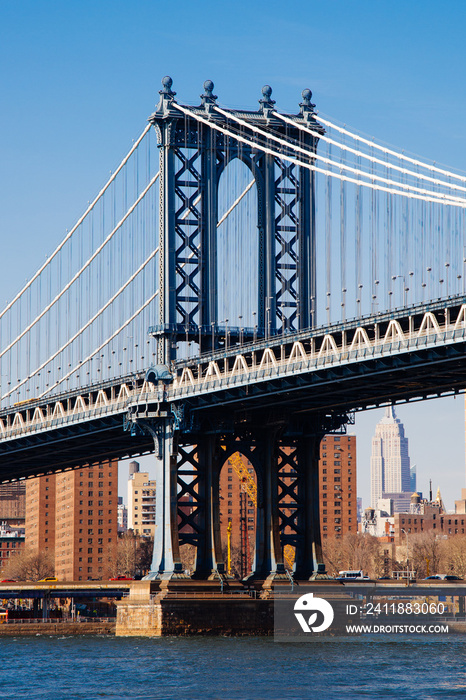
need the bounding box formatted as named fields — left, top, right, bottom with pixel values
left=1, top=0, right=466, bottom=509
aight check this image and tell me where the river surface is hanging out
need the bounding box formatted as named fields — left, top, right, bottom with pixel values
left=1, top=634, right=465, bottom=699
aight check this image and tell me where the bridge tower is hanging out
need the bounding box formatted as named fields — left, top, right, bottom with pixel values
left=139, top=77, right=348, bottom=581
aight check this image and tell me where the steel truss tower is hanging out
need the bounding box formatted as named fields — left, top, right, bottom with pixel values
left=137, top=77, right=350, bottom=581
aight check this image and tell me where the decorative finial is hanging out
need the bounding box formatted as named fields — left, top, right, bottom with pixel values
left=201, top=79, right=218, bottom=107
left=203, top=80, right=216, bottom=98
left=259, top=85, right=276, bottom=108
left=159, top=76, right=176, bottom=97
left=300, top=88, right=316, bottom=113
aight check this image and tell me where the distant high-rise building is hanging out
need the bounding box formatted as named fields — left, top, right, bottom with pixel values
left=117, top=497, right=128, bottom=533
left=370, top=407, right=411, bottom=509
left=127, top=461, right=156, bottom=537
left=357, top=497, right=363, bottom=523
left=410, top=464, right=417, bottom=492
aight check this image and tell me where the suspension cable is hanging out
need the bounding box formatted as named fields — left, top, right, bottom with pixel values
left=316, top=113, right=466, bottom=184
left=173, top=103, right=466, bottom=207
left=0, top=172, right=159, bottom=360
left=3, top=248, right=159, bottom=400
left=37, top=291, right=159, bottom=399
left=0, top=124, right=152, bottom=320
left=274, top=111, right=466, bottom=194
left=214, top=106, right=465, bottom=204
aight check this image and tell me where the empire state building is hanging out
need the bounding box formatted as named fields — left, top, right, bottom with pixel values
left=370, top=406, right=411, bottom=508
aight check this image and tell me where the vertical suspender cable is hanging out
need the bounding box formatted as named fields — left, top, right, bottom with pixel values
left=325, top=143, right=332, bottom=324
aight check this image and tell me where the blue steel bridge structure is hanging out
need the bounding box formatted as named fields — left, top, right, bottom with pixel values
left=1, top=77, right=466, bottom=581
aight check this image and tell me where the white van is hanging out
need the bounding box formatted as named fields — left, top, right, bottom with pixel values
left=337, top=570, right=369, bottom=580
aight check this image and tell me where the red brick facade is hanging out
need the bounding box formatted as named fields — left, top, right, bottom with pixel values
left=320, top=434, right=357, bottom=539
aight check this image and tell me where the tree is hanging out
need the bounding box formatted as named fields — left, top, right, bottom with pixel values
left=115, top=532, right=138, bottom=576
left=136, top=537, right=154, bottom=576
left=408, top=532, right=443, bottom=578
left=111, top=533, right=156, bottom=578
left=439, top=535, right=466, bottom=578
left=322, top=533, right=382, bottom=578
left=1, top=548, right=55, bottom=581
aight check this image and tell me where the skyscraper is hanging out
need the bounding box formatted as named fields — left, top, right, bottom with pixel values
left=370, top=406, right=411, bottom=509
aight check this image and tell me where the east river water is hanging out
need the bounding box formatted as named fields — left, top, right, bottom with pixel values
left=1, top=635, right=465, bottom=699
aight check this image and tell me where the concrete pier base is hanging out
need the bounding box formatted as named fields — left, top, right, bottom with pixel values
left=115, top=580, right=274, bottom=637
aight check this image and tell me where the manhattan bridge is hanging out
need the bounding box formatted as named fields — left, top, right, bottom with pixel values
left=1, top=77, right=466, bottom=581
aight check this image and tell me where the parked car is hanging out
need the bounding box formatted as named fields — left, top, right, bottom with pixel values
left=109, top=575, right=133, bottom=581
left=38, top=577, right=58, bottom=582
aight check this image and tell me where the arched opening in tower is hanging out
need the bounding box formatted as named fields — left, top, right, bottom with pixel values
left=217, top=157, right=259, bottom=332
left=219, top=451, right=257, bottom=580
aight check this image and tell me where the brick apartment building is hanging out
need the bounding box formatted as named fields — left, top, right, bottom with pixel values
left=26, top=459, right=118, bottom=580
left=320, top=434, right=357, bottom=540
